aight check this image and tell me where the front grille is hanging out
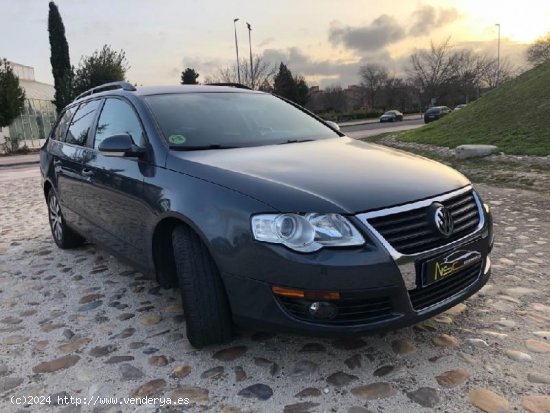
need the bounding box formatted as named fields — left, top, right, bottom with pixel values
left=368, top=190, right=481, bottom=255
left=409, top=261, right=482, bottom=310
left=276, top=295, right=394, bottom=326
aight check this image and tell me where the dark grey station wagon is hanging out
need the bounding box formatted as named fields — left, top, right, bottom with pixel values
left=41, top=82, right=494, bottom=347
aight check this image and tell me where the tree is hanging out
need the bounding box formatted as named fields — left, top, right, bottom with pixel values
left=359, top=63, right=388, bottom=109
left=321, top=85, right=347, bottom=112
left=273, top=63, right=309, bottom=106
left=181, top=68, right=199, bottom=84
left=527, top=33, right=550, bottom=66
left=73, top=45, right=129, bottom=97
left=381, top=76, right=407, bottom=110
left=481, top=57, right=517, bottom=89
left=407, top=38, right=463, bottom=107
left=0, top=59, right=26, bottom=128
left=48, top=1, right=73, bottom=113
left=450, top=50, right=492, bottom=102
left=211, top=55, right=276, bottom=90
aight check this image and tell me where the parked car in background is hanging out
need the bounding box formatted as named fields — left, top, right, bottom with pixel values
left=41, top=82, right=494, bottom=348
left=379, top=110, right=404, bottom=122
left=424, top=106, right=452, bottom=123
left=454, top=104, right=467, bottom=111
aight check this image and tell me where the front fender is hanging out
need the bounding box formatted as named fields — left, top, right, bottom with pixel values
left=143, top=167, right=277, bottom=276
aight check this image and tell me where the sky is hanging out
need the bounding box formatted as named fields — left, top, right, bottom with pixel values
left=1, top=0, right=549, bottom=88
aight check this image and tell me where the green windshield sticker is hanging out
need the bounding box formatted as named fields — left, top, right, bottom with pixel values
left=168, top=134, right=186, bottom=144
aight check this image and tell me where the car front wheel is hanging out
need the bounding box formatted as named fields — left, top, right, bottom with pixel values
left=47, top=190, right=85, bottom=249
left=172, top=225, right=233, bottom=348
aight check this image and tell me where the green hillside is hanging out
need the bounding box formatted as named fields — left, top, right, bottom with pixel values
left=400, top=61, right=550, bottom=156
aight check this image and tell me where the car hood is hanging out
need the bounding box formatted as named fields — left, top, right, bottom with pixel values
left=169, top=137, right=470, bottom=214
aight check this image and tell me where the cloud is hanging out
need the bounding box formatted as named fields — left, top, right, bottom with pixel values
left=258, top=37, right=275, bottom=48
left=328, top=15, right=406, bottom=52
left=409, top=5, right=460, bottom=36
left=328, top=6, right=461, bottom=54
left=262, top=47, right=397, bottom=87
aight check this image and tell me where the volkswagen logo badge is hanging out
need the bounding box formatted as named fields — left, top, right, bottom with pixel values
left=430, top=203, right=454, bottom=237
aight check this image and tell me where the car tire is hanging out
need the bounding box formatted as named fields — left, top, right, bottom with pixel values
left=47, top=190, right=85, bottom=249
left=172, top=225, right=233, bottom=348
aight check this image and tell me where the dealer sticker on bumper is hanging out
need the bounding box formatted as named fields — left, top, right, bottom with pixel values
left=423, top=249, right=482, bottom=286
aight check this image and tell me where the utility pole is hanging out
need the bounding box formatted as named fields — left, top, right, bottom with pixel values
left=233, top=18, right=241, bottom=83
left=495, top=23, right=501, bottom=87
left=246, top=22, right=253, bottom=88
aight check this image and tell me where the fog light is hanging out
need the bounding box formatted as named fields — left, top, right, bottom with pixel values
left=309, top=301, right=338, bottom=320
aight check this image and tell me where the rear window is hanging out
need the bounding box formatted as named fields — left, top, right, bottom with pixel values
left=53, top=106, right=77, bottom=141
left=65, top=99, right=102, bottom=146
left=144, top=92, right=339, bottom=148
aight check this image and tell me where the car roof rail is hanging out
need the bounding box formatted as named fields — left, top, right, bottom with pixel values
left=75, top=81, right=137, bottom=101
left=206, top=82, right=252, bottom=90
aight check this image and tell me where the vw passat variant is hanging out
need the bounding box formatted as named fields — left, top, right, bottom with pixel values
left=41, top=82, right=494, bottom=347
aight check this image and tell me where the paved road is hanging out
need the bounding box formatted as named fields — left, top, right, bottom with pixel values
left=341, top=116, right=425, bottom=139
left=0, top=166, right=548, bottom=412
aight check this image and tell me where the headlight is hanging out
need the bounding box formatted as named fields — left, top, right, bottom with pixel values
left=251, top=213, right=365, bottom=252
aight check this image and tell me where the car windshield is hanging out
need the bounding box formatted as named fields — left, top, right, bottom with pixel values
left=144, top=92, right=340, bottom=149
left=426, top=108, right=441, bottom=114
left=382, top=111, right=395, bottom=116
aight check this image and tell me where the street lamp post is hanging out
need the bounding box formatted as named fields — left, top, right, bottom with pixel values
left=246, top=22, right=253, bottom=88
left=233, top=18, right=241, bottom=83
left=495, top=23, right=501, bottom=87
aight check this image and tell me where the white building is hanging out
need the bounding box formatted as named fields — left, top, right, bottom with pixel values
left=0, top=62, right=57, bottom=152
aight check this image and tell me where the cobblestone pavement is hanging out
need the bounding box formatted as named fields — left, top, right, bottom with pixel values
left=0, top=176, right=549, bottom=413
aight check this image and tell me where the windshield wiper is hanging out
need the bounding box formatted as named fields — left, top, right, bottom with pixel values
left=170, top=144, right=239, bottom=151
left=278, top=139, right=314, bottom=145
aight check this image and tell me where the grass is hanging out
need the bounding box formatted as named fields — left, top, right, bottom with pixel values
left=399, top=61, right=550, bottom=156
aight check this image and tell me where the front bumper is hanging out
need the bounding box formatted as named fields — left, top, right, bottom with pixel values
left=221, top=185, right=493, bottom=336
left=223, top=257, right=490, bottom=336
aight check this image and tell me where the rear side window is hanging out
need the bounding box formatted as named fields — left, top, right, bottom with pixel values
left=53, top=106, right=77, bottom=141
left=94, top=98, right=145, bottom=149
left=66, top=99, right=102, bottom=146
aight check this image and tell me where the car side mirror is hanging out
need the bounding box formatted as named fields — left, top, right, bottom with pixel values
left=98, top=134, right=144, bottom=157
left=325, top=120, right=340, bottom=131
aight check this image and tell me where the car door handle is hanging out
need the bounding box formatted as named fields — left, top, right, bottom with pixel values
left=82, top=168, right=94, bottom=177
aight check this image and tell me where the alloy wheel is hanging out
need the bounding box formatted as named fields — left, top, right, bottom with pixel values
left=49, top=194, right=63, bottom=241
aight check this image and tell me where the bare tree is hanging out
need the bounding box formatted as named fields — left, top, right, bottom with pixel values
left=209, top=55, right=276, bottom=90
left=481, top=57, right=517, bottom=89
left=526, top=32, right=550, bottom=66
left=450, top=50, right=493, bottom=102
left=381, top=75, right=407, bottom=109
left=358, top=63, right=388, bottom=109
left=407, top=38, right=456, bottom=107
left=322, top=85, right=347, bottom=112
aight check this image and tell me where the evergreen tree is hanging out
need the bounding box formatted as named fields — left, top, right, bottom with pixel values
left=48, top=1, right=73, bottom=113
left=294, top=76, right=309, bottom=107
left=181, top=68, right=199, bottom=84
left=73, top=45, right=129, bottom=96
left=273, top=63, right=309, bottom=106
left=273, top=63, right=295, bottom=100
left=0, top=59, right=26, bottom=128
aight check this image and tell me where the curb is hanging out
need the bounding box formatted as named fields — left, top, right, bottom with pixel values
left=0, top=160, right=40, bottom=168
